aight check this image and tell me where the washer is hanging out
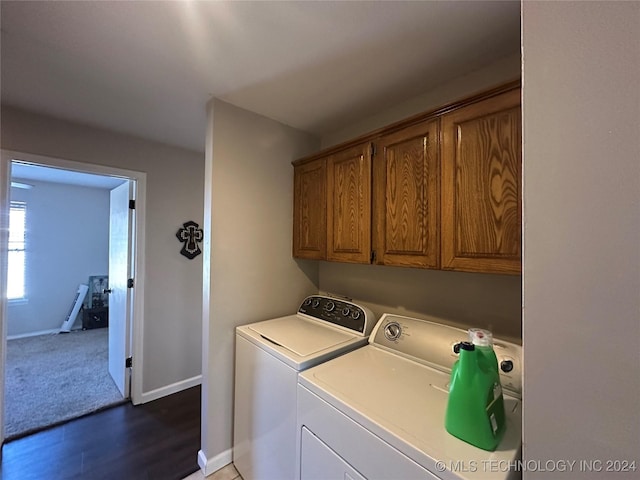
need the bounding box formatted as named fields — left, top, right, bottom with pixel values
left=297, top=313, right=522, bottom=480
left=233, top=295, right=376, bottom=480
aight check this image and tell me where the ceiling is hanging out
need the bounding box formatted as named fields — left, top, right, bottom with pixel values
left=1, top=1, right=521, bottom=154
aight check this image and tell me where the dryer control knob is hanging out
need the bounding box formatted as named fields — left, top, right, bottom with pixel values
left=341, top=307, right=351, bottom=317
left=384, top=322, right=402, bottom=341
left=500, top=360, right=514, bottom=373
left=311, top=299, right=320, bottom=308
left=326, top=301, right=335, bottom=312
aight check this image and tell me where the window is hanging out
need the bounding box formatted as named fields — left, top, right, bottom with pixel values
left=8, top=200, right=27, bottom=301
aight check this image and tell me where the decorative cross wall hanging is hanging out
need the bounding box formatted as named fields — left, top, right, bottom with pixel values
left=176, top=221, right=204, bottom=259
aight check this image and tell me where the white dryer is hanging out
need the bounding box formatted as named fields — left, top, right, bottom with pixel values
left=297, top=313, right=523, bottom=480
left=233, top=295, right=376, bottom=480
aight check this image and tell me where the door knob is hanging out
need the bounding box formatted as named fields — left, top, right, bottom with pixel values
left=103, top=289, right=112, bottom=294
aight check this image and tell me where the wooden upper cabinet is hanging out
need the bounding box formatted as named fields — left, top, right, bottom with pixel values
left=327, top=142, right=372, bottom=263
left=374, top=119, right=440, bottom=268
left=293, top=158, right=327, bottom=260
left=441, top=88, right=522, bottom=274
left=291, top=81, right=521, bottom=275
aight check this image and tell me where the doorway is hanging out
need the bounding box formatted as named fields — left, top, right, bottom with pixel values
left=0, top=150, right=147, bottom=444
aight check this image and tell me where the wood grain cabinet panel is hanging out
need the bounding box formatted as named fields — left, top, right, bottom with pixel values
left=327, top=142, right=372, bottom=263
left=293, top=158, right=327, bottom=259
left=374, top=120, right=439, bottom=268
left=441, top=88, right=522, bottom=274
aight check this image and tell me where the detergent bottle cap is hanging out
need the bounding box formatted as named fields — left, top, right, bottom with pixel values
left=468, top=328, right=494, bottom=347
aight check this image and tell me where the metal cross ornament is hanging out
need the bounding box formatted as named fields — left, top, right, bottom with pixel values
left=176, top=221, right=204, bottom=259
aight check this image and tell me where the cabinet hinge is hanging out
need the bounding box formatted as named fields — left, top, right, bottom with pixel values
left=370, top=250, right=377, bottom=263
left=126, top=357, right=132, bottom=368
left=129, top=200, right=136, bottom=210
left=127, top=278, right=134, bottom=288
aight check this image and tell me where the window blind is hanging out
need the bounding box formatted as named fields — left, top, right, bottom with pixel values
left=8, top=200, right=26, bottom=300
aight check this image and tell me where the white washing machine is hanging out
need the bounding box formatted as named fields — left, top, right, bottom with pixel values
left=297, top=313, right=522, bottom=480
left=233, top=295, right=376, bottom=480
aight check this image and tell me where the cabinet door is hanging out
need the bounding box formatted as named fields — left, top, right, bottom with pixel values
left=293, top=158, right=327, bottom=259
left=441, top=88, right=522, bottom=274
left=327, top=142, right=372, bottom=263
left=374, top=120, right=439, bottom=268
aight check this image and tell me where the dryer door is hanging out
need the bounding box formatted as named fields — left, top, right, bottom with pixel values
left=301, top=427, right=366, bottom=480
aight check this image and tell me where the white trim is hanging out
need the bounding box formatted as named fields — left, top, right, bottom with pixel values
left=138, top=375, right=202, bottom=404
left=3, top=150, right=143, bottom=182
left=0, top=155, right=11, bottom=446
left=197, top=448, right=233, bottom=477
left=7, top=328, right=61, bottom=340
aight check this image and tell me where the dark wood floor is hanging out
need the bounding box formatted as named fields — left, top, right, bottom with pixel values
left=1, top=385, right=201, bottom=480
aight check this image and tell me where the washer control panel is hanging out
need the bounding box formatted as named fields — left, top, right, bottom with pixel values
left=298, top=295, right=370, bottom=335
left=371, top=313, right=522, bottom=398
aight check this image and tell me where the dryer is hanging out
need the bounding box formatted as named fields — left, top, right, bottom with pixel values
left=297, top=313, right=522, bottom=480
left=233, top=295, right=376, bottom=480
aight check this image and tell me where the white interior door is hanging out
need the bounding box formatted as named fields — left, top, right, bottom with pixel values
left=109, top=180, right=133, bottom=397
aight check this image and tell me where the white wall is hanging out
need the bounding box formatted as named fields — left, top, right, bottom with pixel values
left=522, top=2, right=640, bottom=478
left=321, top=53, right=521, bottom=148
left=8, top=180, right=109, bottom=337
left=319, top=53, right=523, bottom=341
left=320, top=264, right=522, bottom=342
left=199, top=99, right=319, bottom=472
left=1, top=106, right=204, bottom=395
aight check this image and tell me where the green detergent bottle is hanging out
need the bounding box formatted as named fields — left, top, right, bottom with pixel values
left=444, top=341, right=506, bottom=451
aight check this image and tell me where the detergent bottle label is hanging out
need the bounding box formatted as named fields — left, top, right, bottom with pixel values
left=489, top=413, right=498, bottom=434
left=485, top=382, right=503, bottom=436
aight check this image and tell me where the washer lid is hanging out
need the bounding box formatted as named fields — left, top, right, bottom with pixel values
left=248, top=316, right=355, bottom=357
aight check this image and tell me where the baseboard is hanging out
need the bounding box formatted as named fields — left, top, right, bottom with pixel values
left=7, top=328, right=61, bottom=340
left=139, top=375, right=202, bottom=404
left=197, top=448, right=233, bottom=477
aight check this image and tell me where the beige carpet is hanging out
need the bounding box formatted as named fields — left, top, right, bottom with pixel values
left=4, top=328, right=126, bottom=440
